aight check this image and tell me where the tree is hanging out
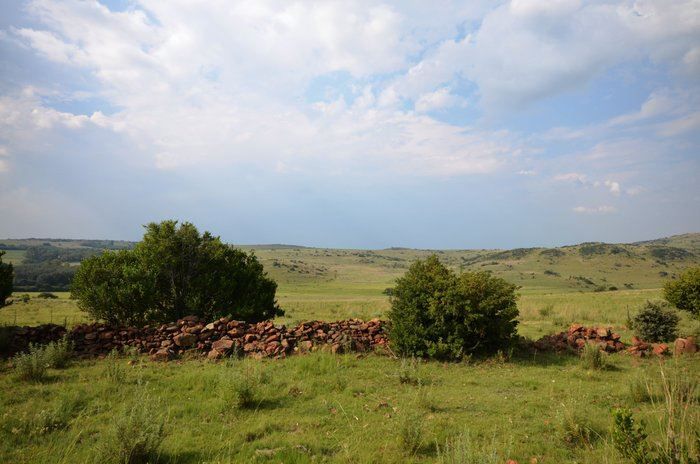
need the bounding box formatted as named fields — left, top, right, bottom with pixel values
left=663, top=266, right=700, bottom=317
left=71, top=220, right=282, bottom=325
left=0, top=251, right=13, bottom=307
left=71, top=250, right=156, bottom=325
left=388, top=255, right=519, bottom=359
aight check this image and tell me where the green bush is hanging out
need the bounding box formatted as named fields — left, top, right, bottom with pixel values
left=36, top=292, right=58, bottom=299
left=631, top=300, right=680, bottom=342
left=0, top=324, right=12, bottom=357
left=219, top=368, right=260, bottom=410
left=388, top=255, right=519, bottom=359
left=664, top=267, right=700, bottom=317
left=0, top=251, right=12, bottom=307
left=72, top=220, right=282, bottom=325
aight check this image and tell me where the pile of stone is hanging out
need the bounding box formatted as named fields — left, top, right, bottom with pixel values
left=3, top=316, right=388, bottom=361
left=2, top=323, right=67, bottom=355
left=626, top=336, right=698, bottom=357
left=534, top=323, right=626, bottom=353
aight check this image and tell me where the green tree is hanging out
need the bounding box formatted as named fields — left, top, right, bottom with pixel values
left=388, top=255, right=519, bottom=359
left=663, top=267, right=700, bottom=317
left=0, top=251, right=13, bottom=307
left=71, top=220, right=282, bottom=325
left=71, top=250, right=156, bottom=325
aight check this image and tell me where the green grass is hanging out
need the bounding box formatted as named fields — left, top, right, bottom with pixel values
left=1, top=350, right=697, bottom=463
left=1, top=239, right=699, bottom=462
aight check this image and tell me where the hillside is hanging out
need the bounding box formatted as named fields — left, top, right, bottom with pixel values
left=2, top=234, right=699, bottom=294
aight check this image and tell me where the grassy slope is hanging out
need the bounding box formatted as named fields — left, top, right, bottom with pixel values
left=1, top=234, right=699, bottom=463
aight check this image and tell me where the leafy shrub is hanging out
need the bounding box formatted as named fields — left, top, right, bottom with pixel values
left=19, top=294, right=31, bottom=303
left=97, top=392, right=168, bottom=464
left=0, top=250, right=12, bottom=307
left=36, top=292, right=58, bottom=299
left=388, top=255, right=519, bottom=359
left=13, top=344, right=48, bottom=382
left=664, top=267, right=700, bottom=317
left=72, top=220, right=282, bottom=325
left=631, top=301, right=680, bottom=342
left=580, top=343, right=607, bottom=370
left=612, top=408, right=654, bottom=463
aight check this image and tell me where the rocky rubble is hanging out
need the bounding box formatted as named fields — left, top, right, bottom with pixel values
left=534, top=324, right=626, bottom=353
left=2, top=316, right=388, bottom=360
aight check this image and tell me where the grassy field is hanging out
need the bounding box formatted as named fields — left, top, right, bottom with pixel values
left=1, top=237, right=699, bottom=463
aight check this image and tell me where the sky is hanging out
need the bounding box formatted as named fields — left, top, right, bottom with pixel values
left=0, top=0, right=699, bottom=249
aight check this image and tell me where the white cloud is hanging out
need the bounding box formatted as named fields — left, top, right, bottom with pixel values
left=414, top=87, right=464, bottom=113
left=554, top=172, right=587, bottom=184
left=573, top=205, right=616, bottom=214
left=604, top=180, right=621, bottom=195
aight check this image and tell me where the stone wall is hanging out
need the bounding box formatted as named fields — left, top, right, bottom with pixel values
left=3, top=316, right=388, bottom=360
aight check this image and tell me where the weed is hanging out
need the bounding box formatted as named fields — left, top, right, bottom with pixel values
left=557, top=403, right=601, bottom=448
left=104, top=349, right=127, bottom=384
left=13, top=344, right=48, bottom=382
left=43, top=336, right=73, bottom=368
left=219, top=368, right=260, bottom=410
left=398, top=357, right=422, bottom=386
left=436, top=431, right=511, bottom=464
left=580, top=343, right=607, bottom=370
left=538, top=304, right=554, bottom=318
left=96, top=391, right=168, bottom=464
left=399, top=411, right=424, bottom=455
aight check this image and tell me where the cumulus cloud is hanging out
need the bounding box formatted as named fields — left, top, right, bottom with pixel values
left=573, top=205, right=617, bottom=214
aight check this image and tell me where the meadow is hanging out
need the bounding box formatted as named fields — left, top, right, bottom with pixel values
left=1, top=235, right=699, bottom=463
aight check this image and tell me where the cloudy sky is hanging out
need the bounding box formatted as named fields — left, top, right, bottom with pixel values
left=0, top=0, right=699, bottom=248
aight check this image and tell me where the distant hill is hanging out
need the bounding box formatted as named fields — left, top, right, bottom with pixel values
left=1, top=233, right=699, bottom=292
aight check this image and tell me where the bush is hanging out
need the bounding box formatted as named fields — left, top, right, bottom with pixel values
left=36, top=292, right=58, bottom=299
left=388, top=255, right=519, bottom=359
left=0, top=325, right=12, bottom=357
left=13, top=344, right=48, bottom=382
left=664, top=267, right=700, bottom=317
left=0, top=251, right=12, bottom=307
left=631, top=300, right=680, bottom=342
left=72, top=220, right=282, bottom=325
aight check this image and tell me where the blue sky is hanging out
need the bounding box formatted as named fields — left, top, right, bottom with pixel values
left=0, top=0, right=698, bottom=249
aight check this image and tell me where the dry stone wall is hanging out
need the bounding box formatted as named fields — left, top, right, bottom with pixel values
left=3, top=316, right=388, bottom=360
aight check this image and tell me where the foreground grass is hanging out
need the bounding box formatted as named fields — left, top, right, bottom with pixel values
left=1, top=350, right=697, bottom=463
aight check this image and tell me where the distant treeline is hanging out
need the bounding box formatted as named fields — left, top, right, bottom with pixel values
left=7, top=244, right=112, bottom=292
left=23, top=246, right=99, bottom=264
left=13, top=263, right=77, bottom=292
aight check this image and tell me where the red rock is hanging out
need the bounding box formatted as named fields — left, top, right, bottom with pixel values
left=674, top=337, right=698, bottom=355
left=596, top=327, right=609, bottom=338
left=568, top=323, right=583, bottom=335
left=211, top=339, right=234, bottom=353
left=150, top=348, right=174, bottom=362
left=174, top=333, right=197, bottom=347
left=653, top=344, right=668, bottom=356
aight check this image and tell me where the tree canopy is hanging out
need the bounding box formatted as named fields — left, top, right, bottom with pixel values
left=71, top=221, right=282, bottom=325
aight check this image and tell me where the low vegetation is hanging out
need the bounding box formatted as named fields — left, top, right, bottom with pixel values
left=631, top=301, right=681, bottom=342
left=71, top=220, right=282, bottom=325
left=664, top=267, right=700, bottom=317
left=388, top=255, right=518, bottom=359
